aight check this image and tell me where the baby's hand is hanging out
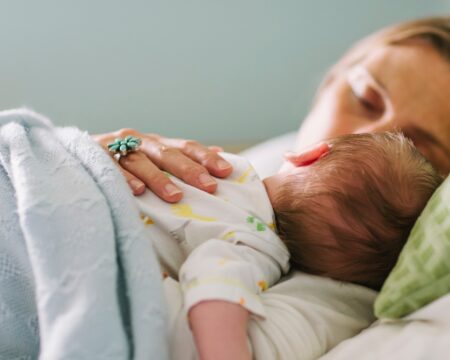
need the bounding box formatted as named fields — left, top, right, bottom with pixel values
left=189, top=300, right=251, bottom=360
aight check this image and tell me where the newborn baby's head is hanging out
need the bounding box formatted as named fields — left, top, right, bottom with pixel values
left=270, top=132, right=443, bottom=290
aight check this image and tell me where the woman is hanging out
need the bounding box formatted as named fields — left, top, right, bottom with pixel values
left=94, top=16, right=450, bottom=203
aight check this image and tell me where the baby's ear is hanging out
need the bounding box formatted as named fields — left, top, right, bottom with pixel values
left=284, top=142, right=330, bottom=167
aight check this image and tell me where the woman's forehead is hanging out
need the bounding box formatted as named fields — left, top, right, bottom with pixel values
left=360, top=44, right=450, bottom=111
left=360, top=44, right=450, bottom=137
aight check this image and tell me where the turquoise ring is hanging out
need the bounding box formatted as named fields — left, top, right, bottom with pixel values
left=107, top=136, right=142, bottom=157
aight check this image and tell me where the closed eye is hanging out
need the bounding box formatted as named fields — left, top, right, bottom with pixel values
left=352, top=83, right=384, bottom=114
left=347, top=66, right=387, bottom=117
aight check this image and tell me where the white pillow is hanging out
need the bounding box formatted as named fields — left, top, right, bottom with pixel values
left=239, top=131, right=298, bottom=178
left=320, top=293, right=450, bottom=360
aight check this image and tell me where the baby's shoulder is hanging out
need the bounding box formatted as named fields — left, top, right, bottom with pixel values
left=220, top=152, right=252, bottom=171
left=218, top=153, right=260, bottom=185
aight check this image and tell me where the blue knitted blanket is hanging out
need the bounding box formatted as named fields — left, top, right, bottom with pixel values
left=0, top=109, right=168, bottom=360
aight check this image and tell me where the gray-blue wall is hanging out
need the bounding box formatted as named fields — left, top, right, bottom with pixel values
left=0, top=1, right=447, bottom=146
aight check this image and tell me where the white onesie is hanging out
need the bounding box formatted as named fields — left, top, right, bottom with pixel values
left=135, top=153, right=377, bottom=359
left=135, top=152, right=290, bottom=318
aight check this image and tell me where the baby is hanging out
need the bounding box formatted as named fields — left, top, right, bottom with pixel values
left=271, top=132, right=443, bottom=291
left=135, top=132, right=442, bottom=359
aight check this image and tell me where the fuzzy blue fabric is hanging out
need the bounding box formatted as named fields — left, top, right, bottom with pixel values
left=0, top=109, right=168, bottom=360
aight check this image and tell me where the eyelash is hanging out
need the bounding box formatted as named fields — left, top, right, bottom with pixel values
left=351, top=83, right=385, bottom=115
left=355, top=91, right=374, bottom=111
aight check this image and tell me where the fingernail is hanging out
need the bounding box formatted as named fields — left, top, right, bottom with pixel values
left=129, top=179, right=145, bottom=191
left=164, top=183, right=182, bottom=197
left=216, top=160, right=231, bottom=170
left=198, top=173, right=216, bottom=187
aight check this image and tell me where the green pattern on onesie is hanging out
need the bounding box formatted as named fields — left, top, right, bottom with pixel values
left=375, top=175, right=450, bottom=319
left=246, top=216, right=266, bottom=231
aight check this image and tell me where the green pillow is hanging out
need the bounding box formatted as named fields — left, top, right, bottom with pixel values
left=374, top=175, right=450, bottom=319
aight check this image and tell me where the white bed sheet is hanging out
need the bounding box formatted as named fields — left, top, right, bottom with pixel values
left=239, top=131, right=298, bottom=179
left=321, top=294, right=450, bottom=359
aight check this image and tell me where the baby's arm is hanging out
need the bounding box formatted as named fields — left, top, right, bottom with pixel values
left=180, top=237, right=289, bottom=357
left=189, top=300, right=250, bottom=360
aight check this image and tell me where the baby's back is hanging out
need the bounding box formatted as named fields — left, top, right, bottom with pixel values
left=134, top=153, right=279, bottom=278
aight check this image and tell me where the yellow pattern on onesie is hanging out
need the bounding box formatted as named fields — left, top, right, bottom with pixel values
left=222, top=231, right=236, bottom=241
left=234, top=166, right=253, bottom=184
left=140, top=213, right=154, bottom=225
left=258, top=280, right=268, bottom=291
left=171, top=203, right=217, bottom=222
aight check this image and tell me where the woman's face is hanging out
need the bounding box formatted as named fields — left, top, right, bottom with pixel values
left=297, top=42, right=450, bottom=174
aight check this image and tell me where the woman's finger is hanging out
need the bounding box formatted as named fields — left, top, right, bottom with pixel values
left=158, top=138, right=233, bottom=178
left=119, top=150, right=183, bottom=202
left=94, top=130, right=184, bottom=201
left=119, top=167, right=146, bottom=195
left=140, top=140, right=219, bottom=193
left=208, top=145, right=224, bottom=153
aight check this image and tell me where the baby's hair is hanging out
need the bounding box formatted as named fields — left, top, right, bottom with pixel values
left=274, top=132, right=443, bottom=290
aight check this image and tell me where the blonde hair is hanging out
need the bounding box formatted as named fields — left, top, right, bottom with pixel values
left=274, top=132, right=443, bottom=290
left=319, top=16, right=450, bottom=93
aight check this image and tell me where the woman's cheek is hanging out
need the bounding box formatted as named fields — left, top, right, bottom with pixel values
left=296, top=110, right=333, bottom=149
left=297, top=79, right=362, bottom=147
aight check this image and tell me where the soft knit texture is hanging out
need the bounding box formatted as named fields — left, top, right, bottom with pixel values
left=0, top=109, right=168, bottom=360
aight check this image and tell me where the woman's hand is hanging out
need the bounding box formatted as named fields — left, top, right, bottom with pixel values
left=93, top=128, right=233, bottom=202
